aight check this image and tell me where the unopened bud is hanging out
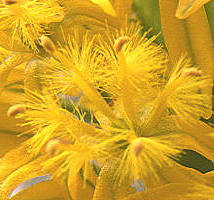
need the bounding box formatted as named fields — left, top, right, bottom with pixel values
left=45, top=138, right=70, bottom=155
left=182, top=68, right=202, bottom=77
left=131, top=138, right=143, bottom=157
left=3, top=0, right=17, bottom=5
left=7, top=104, right=26, bottom=117
left=114, top=36, right=130, bottom=53
left=40, top=35, right=56, bottom=53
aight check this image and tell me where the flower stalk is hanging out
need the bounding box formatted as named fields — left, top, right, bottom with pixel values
left=159, top=0, right=192, bottom=64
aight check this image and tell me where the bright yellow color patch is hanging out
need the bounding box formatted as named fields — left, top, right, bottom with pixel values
left=0, top=0, right=214, bottom=199
left=90, top=0, right=117, bottom=16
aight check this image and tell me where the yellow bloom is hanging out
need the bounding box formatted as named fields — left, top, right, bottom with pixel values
left=10, top=22, right=213, bottom=200
left=159, top=0, right=214, bottom=119
left=0, top=0, right=64, bottom=50
left=1, top=1, right=214, bottom=199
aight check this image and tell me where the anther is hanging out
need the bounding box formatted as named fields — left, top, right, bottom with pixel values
left=45, top=138, right=70, bottom=155
left=3, top=0, right=17, bottom=5
left=182, top=68, right=202, bottom=77
left=131, top=138, right=143, bottom=157
left=40, top=35, right=56, bottom=53
left=7, top=104, right=26, bottom=117
left=114, top=36, right=130, bottom=53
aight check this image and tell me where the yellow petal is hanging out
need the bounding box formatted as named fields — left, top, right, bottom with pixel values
left=184, top=7, right=214, bottom=118
left=176, top=117, right=214, bottom=134
left=170, top=133, right=214, bottom=161
left=0, top=101, right=28, bottom=133
left=0, top=61, right=29, bottom=133
left=92, top=164, right=135, bottom=200
left=0, top=31, right=29, bottom=53
left=0, top=157, right=64, bottom=200
left=202, top=170, right=214, bottom=186
left=122, top=182, right=212, bottom=200
left=0, top=54, right=32, bottom=95
left=0, top=47, right=12, bottom=63
left=0, top=141, right=34, bottom=183
left=90, top=0, right=117, bottom=17
left=175, top=118, right=214, bottom=161
left=24, top=60, right=42, bottom=92
left=68, top=165, right=98, bottom=200
left=159, top=0, right=192, bottom=64
left=92, top=165, right=114, bottom=200
left=0, top=132, right=28, bottom=157
left=176, top=0, right=211, bottom=19
left=111, top=0, right=134, bottom=27
left=60, top=0, right=119, bottom=31
left=160, top=162, right=203, bottom=184
left=203, top=170, right=214, bottom=182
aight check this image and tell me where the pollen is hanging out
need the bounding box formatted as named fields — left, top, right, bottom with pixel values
left=40, top=35, right=56, bottom=53
left=114, top=36, right=130, bottom=53
left=182, top=68, right=202, bottom=77
left=7, top=104, right=26, bottom=117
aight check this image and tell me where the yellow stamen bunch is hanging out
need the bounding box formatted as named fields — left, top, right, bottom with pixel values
left=0, top=0, right=64, bottom=50
left=1, top=0, right=214, bottom=200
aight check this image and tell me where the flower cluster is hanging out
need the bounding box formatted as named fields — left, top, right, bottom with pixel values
left=0, top=0, right=214, bottom=200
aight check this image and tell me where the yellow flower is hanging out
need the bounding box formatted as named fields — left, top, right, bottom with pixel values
left=159, top=0, right=214, bottom=120
left=1, top=1, right=214, bottom=199
left=4, top=21, right=212, bottom=200
left=0, top=0, right=64, bottom=50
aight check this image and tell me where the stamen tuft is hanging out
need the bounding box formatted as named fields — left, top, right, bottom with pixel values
left=40, top=35, right=56, bottom=53
left=182, top=68, right=202, bottom=77
left=131, top=138, right=143, bottom=157
left=114, top=36, right=130, bottom=53
left=7, top=104, right=26, bottom=117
